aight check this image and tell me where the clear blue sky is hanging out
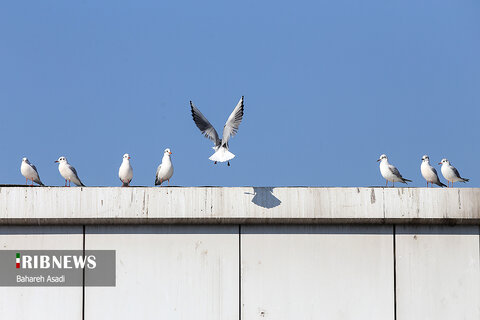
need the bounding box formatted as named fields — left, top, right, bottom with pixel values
left=1, top=1, right=479, bottom=187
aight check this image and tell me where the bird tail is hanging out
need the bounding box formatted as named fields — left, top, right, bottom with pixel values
left=437, top=181, right=447, bottom=187
left=122, top=181, right=129, bottom=187
left=403, top=178, right=412, bottom=183
left=461, top=178, right=470, bottom=183
left=35, top=179, right=45, bottom=186
left=209, top=146, right=235, bottom=162
left=155, top=178, right=163, bottom=186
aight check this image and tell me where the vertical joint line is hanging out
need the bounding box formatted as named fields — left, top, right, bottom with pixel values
left=239, top=224, right=242, bottom=320
left=82, top=225, right=86, bottom=320
left=393, top=224, right=397, bottom=320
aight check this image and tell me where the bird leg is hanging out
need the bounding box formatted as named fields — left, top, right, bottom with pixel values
left=168, top=179, right=170, bottom=186
left=26, top=178, right=28, bottom=186
left=68, top=180, right=71, bottom=187
left=214, top=161, right=217, bottom=164
left=392, top=181, right=395, bottom=187
left=64, top=179, right=68, bottom=187
left=385, top=180, right=388, bottom=187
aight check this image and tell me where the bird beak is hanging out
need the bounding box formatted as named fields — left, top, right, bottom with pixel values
left=54, top=160, right=59, bottom=163
left=376, top=159, right=380, bottom=162
left=128, top=156, right=131, bottom=160
left=169, top=152, right=172, bottom=155
left=438, top=162, right=441, bottom=165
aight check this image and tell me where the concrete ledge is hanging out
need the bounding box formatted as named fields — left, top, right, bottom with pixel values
left=0, top=187, right=479, bottom=225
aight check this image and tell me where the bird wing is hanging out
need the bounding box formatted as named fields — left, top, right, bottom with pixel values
left=30, top=163, right=44, bottom=185
left=388, top=164, right=403, bottom=179
left=451, top=166, right=462, bottom=178
left=190, top=101, right=220, bottom=145
left=155, top=164, right=162, bottom=185
left=30, top=163, right=39, bottom=175
left=68, top=164, right=85, bottom=186
left=431, top=167, right=440, bottom=179
left=222, top=96, right=244, bottom=145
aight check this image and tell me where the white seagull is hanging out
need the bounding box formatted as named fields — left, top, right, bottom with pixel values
left=20, top=157, right=45, bottom=186
left=155, top=148, right=174, bottom=186
left=118, top=153, right=133, bottom=187
left=438, top=158, right=469, bottom=187
left=421, top=155, right=446, bottom=187
left=377, top=154, right=412, bottom=187
left=190, top=96, right=244, bottom=166
left=54, top=156, right=85, bottom=187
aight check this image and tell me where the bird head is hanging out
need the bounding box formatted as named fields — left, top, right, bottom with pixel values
left=438, top=158, right=449, bottom=165
left=422, top=155, right=430, bottom=162
left=164, top=148, right=172, bottom=156
left=55, top=156, right=67, bottom=164
left=377, top=154, right=387, bottom=162
left=123, top=153, right=131, bottom=160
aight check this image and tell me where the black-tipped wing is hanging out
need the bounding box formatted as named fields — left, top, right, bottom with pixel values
left=222, top=96, right=244, bottom=144
left=190, top=101, right=220, bottom=145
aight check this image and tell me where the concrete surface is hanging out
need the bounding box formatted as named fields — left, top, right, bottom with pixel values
left=395, top=225, right=480, bottom=320
left=0, top=188, right=479, bottom=319
left=0, top=226, right=83, bottom=320
left=84, top=225, right=239, bottom=320
left=241, top=225, right=395, bottom=320
left=0, top=187, right=479, bottom=224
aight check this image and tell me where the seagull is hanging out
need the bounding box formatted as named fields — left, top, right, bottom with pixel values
left=421, top=155, right=446, bottom=187
left=118, top=153, right=133, bottom=187
left=20, top=158, right=45, bottom=186
left=438, top=158, right=469, bottom=187
left=155, top=148, right=174, bottom=186
left=377, top=154, right=412, bottom=187
left=190, top=96, right=244, bottom=166
left=54, top=156, right=85, bottom=187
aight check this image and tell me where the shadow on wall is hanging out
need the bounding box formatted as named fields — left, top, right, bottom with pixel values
left=245, top=187, right=282, bottom=209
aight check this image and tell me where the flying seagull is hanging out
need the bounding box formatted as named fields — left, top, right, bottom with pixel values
left=438, top=158, right=469, bottom=187
left=377, top=154, right=412, bottom=187
left=119, top=153, right=133, bottom=187
left=20, top=157, right=45, bottom=186
left=155, top=148, right=174, bottom=186
left=190, top=96, right=244, bottom=166
left=54, top=156, right=85, bottom=187
left=421, top=155, right=446, bottom=187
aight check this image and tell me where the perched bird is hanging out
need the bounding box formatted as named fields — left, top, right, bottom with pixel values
left=118, top=153, right=133, bottom=187
left=20, top=157, right=45, bottom=186
left=377, top=154, right=412, bottom=187
left=54, top=156, right=85, bottom=187
left=438, top=158, right=469, bottom=187
left=155, top=148, right=174, bottom=186
left=190, top=96, right=244, bottom=166
left=421, top=155, right=446, bottom=187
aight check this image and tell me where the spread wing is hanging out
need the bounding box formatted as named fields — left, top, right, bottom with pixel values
left=190, top=101, right=220, bottom=145
left=222, top=96, right=244, bottom=145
